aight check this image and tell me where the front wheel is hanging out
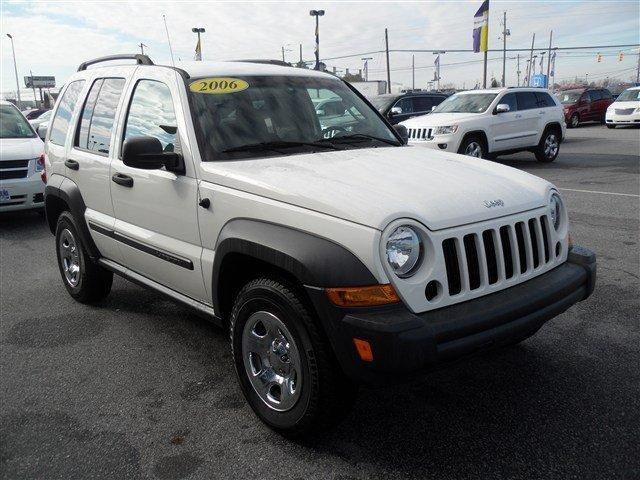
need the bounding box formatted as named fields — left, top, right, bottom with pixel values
left=230, top=277, right=356, bottom=437
left=457, top=135, right=485, bottom=158
left=535, top=129, right=560, bottom=162
left=606, top=124, right=616, bottom=129
left=55, top=211, right=112, bottom=303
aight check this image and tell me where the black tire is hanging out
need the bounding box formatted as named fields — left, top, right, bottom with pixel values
left=55, top=211, right=112, bottom=303
left=230, top=277, right=357, bottom=437
left=457, top=135, right=485, bottom=159
left=568, top=113, right=580, bottom=128
left=534, top=128, right=561, bottom=163
left=606, top=124, right=616, bottom=129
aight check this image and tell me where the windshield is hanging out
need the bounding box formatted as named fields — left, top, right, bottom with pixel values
left=0, top=104, right=36, bottom=139
left=616, top=89, right=640, bottom=102
left=368, top=95, right=396, bottom=111
left=559, top=91, right=583, bottom=104
left=432, top=93, right=497, bottom=113
left=189, top=75, right=400, bottom=160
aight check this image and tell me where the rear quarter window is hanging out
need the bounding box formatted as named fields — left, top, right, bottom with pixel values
left=49, top=80, right=85, bottom=146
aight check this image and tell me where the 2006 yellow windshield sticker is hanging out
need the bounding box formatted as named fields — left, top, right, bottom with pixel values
left=189, top=77, right=249, bottom=94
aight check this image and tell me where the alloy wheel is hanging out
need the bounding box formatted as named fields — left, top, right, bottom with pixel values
left=59, top=228, right=81, bottom=287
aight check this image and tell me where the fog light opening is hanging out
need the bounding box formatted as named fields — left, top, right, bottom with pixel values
left=425, top=280, right=442, bottom=302
left=555, top=241, right=562, bottom=258
left=437, top=143, right=448, bottom=150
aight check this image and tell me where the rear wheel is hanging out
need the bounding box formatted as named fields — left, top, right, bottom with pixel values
left=230, top=277, right=356, bottom=437
left=457, top=135, right=485, bottom=159
left=55, top=211, right=112, bottom=303
left=535, top=128, right=560, bottom=163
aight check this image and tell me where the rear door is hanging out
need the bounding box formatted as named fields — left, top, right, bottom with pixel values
left=65, top=73, right=130, bottom=263
left=109, top=68, right=207, bottom=303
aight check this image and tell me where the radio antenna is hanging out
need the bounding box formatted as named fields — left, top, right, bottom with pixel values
left=163, top=14, right=176, bottom=67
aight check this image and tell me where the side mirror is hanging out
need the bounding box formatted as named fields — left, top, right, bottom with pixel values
left=431, top=106, right=436, bottom=111
left=390, top=106, right=402, bottom=116
left=495, top=103, right=510, bottom=114
left=393, top=124, right=409, bottom=145
left=122, top=136, right=184, bottom=173
left=36, top=124, right=47, bottom=140
left=315, top=109, right=325, bottom=116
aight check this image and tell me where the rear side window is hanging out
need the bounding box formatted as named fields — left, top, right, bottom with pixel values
left=49, top=80, right=85, bottom=146
left=601, top=89, right=612, bottom=99
left=75, top=78, right=125, bottom=154
left=123, top=80, right=177, bottom=152
left=500, top=93, right=518, bottom=111
left=534, top=92, right=555, bottom=107
left=515, top=92, right=537, bottom=110
left=590, top=90, right=602, bottom=101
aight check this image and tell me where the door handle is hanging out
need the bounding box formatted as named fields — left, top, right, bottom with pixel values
left=64, top=159, right=79, bottom=170
left=112, top=172, right=134, bottom=188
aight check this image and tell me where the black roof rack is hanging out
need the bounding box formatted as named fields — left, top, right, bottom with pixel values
left=231, top=59, right=291, bottom=67
left=78, top=54, right=153, bottom=71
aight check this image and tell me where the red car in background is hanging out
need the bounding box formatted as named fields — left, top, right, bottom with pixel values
left=558, top=88, right=614, bottom=128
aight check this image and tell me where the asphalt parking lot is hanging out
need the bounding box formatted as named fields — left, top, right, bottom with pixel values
left=1, top=124, right=638, bottom=480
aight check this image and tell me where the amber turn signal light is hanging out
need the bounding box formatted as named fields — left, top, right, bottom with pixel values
left=325, top=284, right=400, bottom=307
left=353, top=338, right=374, bottom=362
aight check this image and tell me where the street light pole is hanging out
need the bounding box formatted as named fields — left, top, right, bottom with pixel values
left=361, top=57, right=372, bottom=81
left=309, top=10, right=325, bottom=70
left=192, top=27, right=205, bottom=61
left=6, top=34, right=22, bottom=109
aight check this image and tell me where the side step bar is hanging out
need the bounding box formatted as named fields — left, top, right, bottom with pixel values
left=98, top=258, right=223, bottom=326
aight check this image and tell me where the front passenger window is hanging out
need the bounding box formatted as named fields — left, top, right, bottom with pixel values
left=124, top=80, right=177, bottom=152
left=500, top=93, right=518, bottom=111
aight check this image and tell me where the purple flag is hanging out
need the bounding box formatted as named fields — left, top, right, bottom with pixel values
left=473, top=0, right=489, bottom=53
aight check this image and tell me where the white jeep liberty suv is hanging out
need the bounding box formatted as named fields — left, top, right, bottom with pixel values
left=43, top=55, right=596, bottom=436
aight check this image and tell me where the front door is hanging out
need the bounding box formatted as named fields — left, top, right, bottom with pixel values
left=490, top=92, right=527, bottom=151
left=109, top=70, right=207, bottom=303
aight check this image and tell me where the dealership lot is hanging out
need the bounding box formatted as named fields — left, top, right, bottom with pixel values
left=1, top=125, right=638, bottom=479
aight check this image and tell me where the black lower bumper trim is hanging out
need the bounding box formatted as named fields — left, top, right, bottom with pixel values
left=308, top=245, right=596, bottom=384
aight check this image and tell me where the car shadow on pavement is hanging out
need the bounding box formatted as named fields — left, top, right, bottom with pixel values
left=0, top=210, right=48, bottom=236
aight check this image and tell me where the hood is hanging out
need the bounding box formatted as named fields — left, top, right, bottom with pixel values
left=610, top=101, right=639, bottom=109
left=400, top=112, right=481, bottom=127
left=199, top=146, right=552, bottom=231
left=0, top=137, right=43, bottom=161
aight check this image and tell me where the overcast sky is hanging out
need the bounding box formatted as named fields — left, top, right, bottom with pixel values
left=1, top=0, right=639, bottom=98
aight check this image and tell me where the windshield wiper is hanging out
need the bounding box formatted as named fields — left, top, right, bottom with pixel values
left=321, top=133, right=401, bottom=146
left=223, top=140, right=341, bottom=153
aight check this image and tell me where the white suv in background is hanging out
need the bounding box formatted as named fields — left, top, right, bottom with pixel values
left=400, top=88, right=566, bottom=162
left=0, top=101, right=45, bottom=211
left=605, top=86, right=640, bottom=128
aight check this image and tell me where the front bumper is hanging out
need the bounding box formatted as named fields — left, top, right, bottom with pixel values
left=605, top=111, right=640, bottom=125
left=0, top=173, right=45, bottom=212
left=408, top=134, right=461, bottom=153
left=308, top=245, right=596, bottom=384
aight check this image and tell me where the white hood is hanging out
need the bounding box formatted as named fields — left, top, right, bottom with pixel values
left=609, top=101, right=639, bottom=109
left=400, top=112, right=481, bottom=127
left=0, top=137, right=43, bottom=161
left=199, top=146, right=553, bottom=231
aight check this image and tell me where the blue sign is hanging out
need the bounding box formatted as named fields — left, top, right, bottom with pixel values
left=531, top=74, right=548, bottom=88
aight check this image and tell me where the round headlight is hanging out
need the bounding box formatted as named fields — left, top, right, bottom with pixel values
left=386, top=226, right=422, bottom=277
left=549, top=193, right=562, bottom=230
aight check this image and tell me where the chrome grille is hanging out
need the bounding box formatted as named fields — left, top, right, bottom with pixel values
left=407, top=127, right=432, bottom=141
left=615, top=108, right=635, bottom=115
left=441, top=214, right=554, bottom=296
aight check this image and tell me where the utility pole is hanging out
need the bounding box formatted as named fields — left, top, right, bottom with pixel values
left=516, top=54, right=521, bottom=86
left=527, top=33, right=536, bottom=86
left=309, top=10, right=325, bottom=70
left=138, top=43, right=147, bottom=55
left=299, top=44, right=303, bottom=66
left=636, top=47, right=640, bottom=84
left=501, top=11, right=510, bottom=87
left=385, top=28, right=391, bottom=93
left=412, top=54, right=415, bottom=90
left=29, top=69, right=38, bottom=109
left=6, top=34, right=22, bottom=109
left=550, top=51, right=557, bottom=87
left=546, top=30, right=553, bottom=86
left=483, top=50, right=488, bottom=88
left=281, top=44, right=291, bottom=63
